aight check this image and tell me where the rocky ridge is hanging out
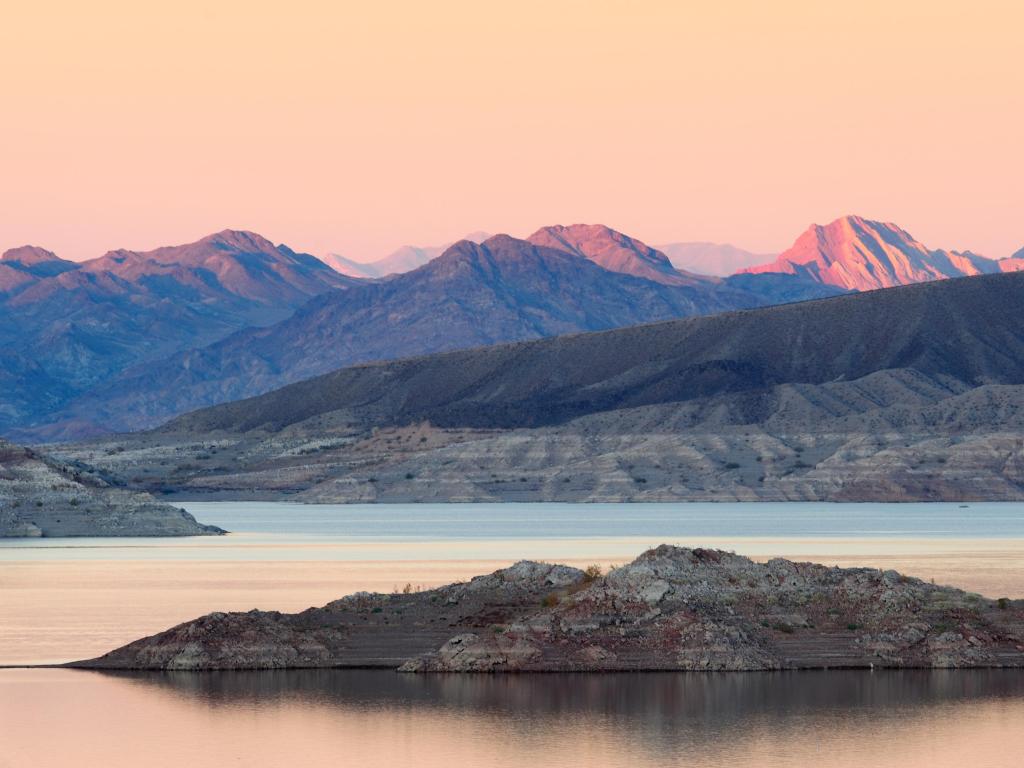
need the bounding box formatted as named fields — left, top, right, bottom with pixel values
left=527, top=224, right=706, bottom=285
left=0, top=439, right=222, bottom=537
left=33, top=232, right=839, bottom=436
left=56, top=270, right=1024, bottom=503
left=741, top=215, right=1023, bottom=291
left=0, top=230, right=352, bottom=438
left=75, top=546, right=1024, bottom=671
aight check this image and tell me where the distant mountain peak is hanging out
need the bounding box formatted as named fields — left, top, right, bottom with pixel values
left=321, top=232, right=493, bottom=279
left=197, top=229, right=278, bottom=252
left=2, top=245, right=64, bottom=266
left=527, top=223, right=707, bottom=285
left=655, top=241, right=773, bottom=277
left=739, top=214, right=997, bottom=291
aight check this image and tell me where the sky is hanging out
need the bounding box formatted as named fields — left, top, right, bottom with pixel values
left=2, top=0, right=1022, bottom=262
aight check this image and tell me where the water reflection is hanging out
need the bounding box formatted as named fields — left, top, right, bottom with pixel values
left=4, top=669, right=1024, bottom=767
left=116, top=667, right=1024, bottom=721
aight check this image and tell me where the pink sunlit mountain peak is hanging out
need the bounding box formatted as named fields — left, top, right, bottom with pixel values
left=526, top=223, right=713, bottom=286
left=739, top=215, right=1001, bottom=291
left=2, top=245, right=64, bottom=266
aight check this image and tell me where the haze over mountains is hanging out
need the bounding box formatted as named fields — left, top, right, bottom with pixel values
left=3, top=214, right=1021, bottom=444
left=321, top=232, right=491, bottom=278
left=655, top=242, right=773, bottom=276
left=324, top=231, right=772, bottom=279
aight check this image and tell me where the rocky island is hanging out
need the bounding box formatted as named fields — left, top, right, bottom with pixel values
left=75, top=545, right=1024, bottom=671
left=0, top=439, right=223, bottom=537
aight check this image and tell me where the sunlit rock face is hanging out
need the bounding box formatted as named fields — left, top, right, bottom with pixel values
left=740, top=215, right=1006, bottom=291
left=528, top=223, right=709, bottom=286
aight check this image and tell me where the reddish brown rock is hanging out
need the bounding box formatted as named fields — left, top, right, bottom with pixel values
left=74, top=546, right=1024, bottom=671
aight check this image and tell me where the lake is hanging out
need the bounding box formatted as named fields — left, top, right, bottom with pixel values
left=2, top=668, right=1024, bottom=767
left=3, top=501, right=1024, bottom=666
left=3, top=501, right=1024, bottom=767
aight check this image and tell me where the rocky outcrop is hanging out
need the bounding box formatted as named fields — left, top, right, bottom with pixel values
left=0, top=439, right=223, bottom=537
left=74, top=546, right=1024, bottom=671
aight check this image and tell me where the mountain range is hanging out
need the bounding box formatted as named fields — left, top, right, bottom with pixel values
left=0, top=231, right=352, bottom=436
left=160, top=269, right=1024, bottom=435
left=23, top=229, right=840, bottom=437
left=66, top=269, right=1024, bottom=504
left=4, top=214, right=1023, bottom=444
left=324, top=233, right=773, bottom=279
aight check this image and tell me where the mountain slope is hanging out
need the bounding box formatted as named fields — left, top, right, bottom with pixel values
left=527, top=224, right=704, bottom=285
left=30, top=233, right=842, bottom=437
left=0, top=231, right=354, bottom=434
left=740, top=215, right=1000, bottom=290
left=62, top=271, right=1024, bottom=503
left=50, top=229, right=351, bottom=307
left=163, top=270, right=1024, bottom=436
left=999, top=245, right=1024, bottom=272
left=0, top=246, right=78, bottom=295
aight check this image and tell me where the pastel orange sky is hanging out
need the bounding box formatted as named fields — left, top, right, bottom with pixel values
left=2, top=0, right=1022, bottom=262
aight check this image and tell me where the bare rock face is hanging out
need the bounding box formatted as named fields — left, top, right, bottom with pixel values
left=527, top=224, right=704, bottom=286
left=0, top=439, right=223, bottom=537
left=740, top=215, right=999, bottom=291
left=75, top=546, right=1024, bottom=671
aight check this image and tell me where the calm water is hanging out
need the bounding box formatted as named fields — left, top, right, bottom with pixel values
left=143, top=500, right=1024, bottom=539
left=3, top=668, right=1024, bottom=767
left=3, top=502, right=1024, bottom=766
left=3, top=502, right=1024, bottom=665
left=4, top=500, right=1023, bottom=561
